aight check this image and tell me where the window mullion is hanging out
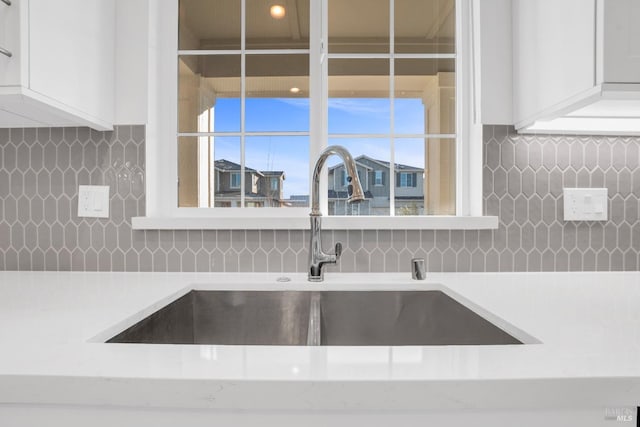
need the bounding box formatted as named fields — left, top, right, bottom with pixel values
left=309, top=0, right=327, bottom=214
left=240, top=0, right=246, bottom=209
left=389, top=0, right=396, bottom=216
left=320, top=0, right=329, bottom=215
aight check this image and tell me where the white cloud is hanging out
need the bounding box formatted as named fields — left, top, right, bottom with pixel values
left=275, top=98, right=310, bottom=109
left=328, top=99, right=389, bottom=116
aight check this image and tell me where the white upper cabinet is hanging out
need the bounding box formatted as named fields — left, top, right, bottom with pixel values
left=0, top=0, right=28, bottom=89
left=599, top=0, right=640, bottom=84
left=478, top=0, right=513, bottom=125
left=0, top=0, right=114, bottom=130
left=513, top=0, right=596, bottom=126
left=513, top=0, right=640, bottom=135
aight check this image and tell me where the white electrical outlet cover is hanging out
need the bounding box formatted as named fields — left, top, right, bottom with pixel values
left=563, top=188, right=608, bottom=221
left=77, top=185, right=110, bottom=218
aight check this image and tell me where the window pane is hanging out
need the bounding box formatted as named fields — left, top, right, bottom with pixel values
left=394, top=0, right=455, bottom=54
left=328, top=59, right=390, bottom=134
left=422, top=137, right=456, bottom=215
left=246, top=54, right=310, bottom=132
left=244, top=136, right=309, bottom=208
left=179, top=0, right=241, bottom=50
left=374, top=170, right=383, bottom=186
left=178, top=136, right=198, bottom=207
left=394, top=138, right=425, bottom=215
left=328, top=0, right=389, bottom=53
left=212, top=137, right=242, bottom=208
left=395, top=58, right=455, bottom=135
left=178, top=136, right=242, bottom=208
left=326, top=138, right=390, bottom=216
left=246, top=0, right=310, bottom=50
left=179, top=55, right=241, bottom=133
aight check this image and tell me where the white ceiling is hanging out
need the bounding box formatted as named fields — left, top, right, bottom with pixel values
left=180, top=0, right=455, bottom=51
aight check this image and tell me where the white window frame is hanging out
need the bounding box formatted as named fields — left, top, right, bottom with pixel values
left=135, top=0, right=496, bottom=230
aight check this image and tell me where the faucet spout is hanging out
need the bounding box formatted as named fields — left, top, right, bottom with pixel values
left=310, top=145, right=365, bottom=216
left=308, top=145, right=364, bottom=282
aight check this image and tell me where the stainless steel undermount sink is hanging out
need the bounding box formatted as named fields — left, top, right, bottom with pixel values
left=107, top=290, right=522, bottom=346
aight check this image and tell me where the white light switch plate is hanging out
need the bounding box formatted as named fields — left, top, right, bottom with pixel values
left=563, top=188, right=607, bottom=221
left=78, top=185, right=110, bottom=218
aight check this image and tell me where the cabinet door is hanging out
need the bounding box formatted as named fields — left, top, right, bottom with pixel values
left=28, top=0, right=114, bottom=124
left=0, top=0, right=27, bottom=87
left=602, top=0, right=640, bottom=83
left=513, top=0, right=597, bottom=126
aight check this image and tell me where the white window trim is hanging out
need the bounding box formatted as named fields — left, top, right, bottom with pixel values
left=135, top=0, right=495, bottom=230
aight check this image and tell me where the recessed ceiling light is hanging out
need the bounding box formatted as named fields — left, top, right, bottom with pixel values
left=270, top=4, right=286, bottom=19
left=290, top=87, right=300, bottom=94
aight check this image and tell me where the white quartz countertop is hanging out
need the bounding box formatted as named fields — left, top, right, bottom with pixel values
left=1, top=271, right=639, bottom=411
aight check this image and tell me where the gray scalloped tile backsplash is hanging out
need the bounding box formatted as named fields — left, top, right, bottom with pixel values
left=1, top=125, right=639, bottom=272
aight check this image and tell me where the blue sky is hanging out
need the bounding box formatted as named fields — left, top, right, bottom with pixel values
left=213, top=97, right=433, bottom=198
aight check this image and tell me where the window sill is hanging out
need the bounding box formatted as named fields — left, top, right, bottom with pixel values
left=131, top=215, right=499, bottom=230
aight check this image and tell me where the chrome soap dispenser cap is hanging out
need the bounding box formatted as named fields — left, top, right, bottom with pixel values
left=411, top=258, right=426, bottom=280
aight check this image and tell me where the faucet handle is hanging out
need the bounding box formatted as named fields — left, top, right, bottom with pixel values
left=334, top=242, right=342, bottom=259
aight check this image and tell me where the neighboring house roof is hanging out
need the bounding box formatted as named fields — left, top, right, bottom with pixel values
left=328, top=160, right=374, bottom=172
left=214, top=159, right=263, bottom=176
left=354, top=155, right=423, bottom=172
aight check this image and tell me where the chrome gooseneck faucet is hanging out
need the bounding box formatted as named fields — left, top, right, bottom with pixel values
left=308, top=145, right=365, bottom=282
